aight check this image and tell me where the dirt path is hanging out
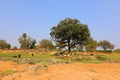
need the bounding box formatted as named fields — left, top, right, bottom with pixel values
left=0, top=61, right=120, bottom=80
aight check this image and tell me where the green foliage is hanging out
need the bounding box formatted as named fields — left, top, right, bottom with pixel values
left=86, top=37, right=97, bottom=52
left=114, top=49, right=120, bottom=53
left=18, top=33, right=36, bottom=49
left=29, top=39, right=36, bottom=49
left=0, top=40, right=11, bottom=49
left=39, top=39, right=54, bottom=51
left=50, top=18, right=90, bottom=53
left=22, top=33, right=27, bottom=39
left=3, top=70, right=17, bottom=75
left=18, top=33, right=29, bottom=49
left=1, top=51, right=120, bottom=64
left=98, top=40, right=114, bottom=51
left=100, top=54, right=120, bottom=61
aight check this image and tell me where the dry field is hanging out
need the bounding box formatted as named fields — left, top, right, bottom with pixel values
left=0, top=61, right=120, bottom=80
left=0, top=50, right=120, bottom=80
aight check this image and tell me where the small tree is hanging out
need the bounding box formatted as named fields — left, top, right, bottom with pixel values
left=39, top=39, right=54, bottom=51
left=86, top=37, right=97, bottom=52
left=0, top=40, right=11, bottom=49
left=18, top=33, right=36, bottom=52
left=98, top=40, right=114, bottom=51
left=19, top=33, right=28, bottom=50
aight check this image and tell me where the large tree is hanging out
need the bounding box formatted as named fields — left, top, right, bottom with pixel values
left=50, top=18, right=90, bottom=53
left=98, top=40, right=114, bottom=51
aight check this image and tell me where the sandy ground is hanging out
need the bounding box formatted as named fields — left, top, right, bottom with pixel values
left=0, top=61, right=120, bottom=80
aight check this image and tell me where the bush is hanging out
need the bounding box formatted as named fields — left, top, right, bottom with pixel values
left=95, top=55, right=107, bottom=61
left=114, top=49, right=120, bottom=53
left=54, top=53, right=60, bottom=56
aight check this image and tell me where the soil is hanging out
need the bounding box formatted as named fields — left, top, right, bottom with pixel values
left=0, top=61, right=120, bottom=80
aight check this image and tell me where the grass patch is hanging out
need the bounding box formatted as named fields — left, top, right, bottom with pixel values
left=3, top=70, right=17, bottom=75
left=0, top=52, right=120, bottom=64
left=0, top=53, right=20, bottom=58
left=95, top=54, right=120, bottom=61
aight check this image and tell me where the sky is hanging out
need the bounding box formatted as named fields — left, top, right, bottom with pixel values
left=0, top=0, right=120, bottom=49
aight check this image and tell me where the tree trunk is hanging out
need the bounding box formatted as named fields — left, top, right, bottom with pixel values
left=68, top=40, right=71, bottom=54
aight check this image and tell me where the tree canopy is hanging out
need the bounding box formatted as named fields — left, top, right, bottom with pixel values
left=39, top=39, right=54, bottom=51
left=86, top=37, right=97, bottom=52
left=18, top=33, right=36, bottom=49
left=0, top=40, right=11, bottom=49
left=98, top=40, right=114, bottom=51
left=50, top=18, right=90, bottom=53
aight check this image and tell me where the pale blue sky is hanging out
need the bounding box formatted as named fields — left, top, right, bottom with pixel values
left=0, top=0, right=120, bottom=49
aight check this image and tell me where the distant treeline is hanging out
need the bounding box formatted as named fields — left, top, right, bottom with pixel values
left=0, top=18, right=119, bottom=52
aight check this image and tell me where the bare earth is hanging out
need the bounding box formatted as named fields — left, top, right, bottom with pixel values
left=0, top=61, right=120, bottom=80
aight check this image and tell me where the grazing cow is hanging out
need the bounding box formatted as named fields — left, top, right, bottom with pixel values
left=18, top=54, right=21, bottom=58
left=31, top=53, right=34, bottom=57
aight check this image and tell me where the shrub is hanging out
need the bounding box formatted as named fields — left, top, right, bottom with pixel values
left=114, top=49, right=120, bottom=53
left=95, top=55, right=107, bottom=61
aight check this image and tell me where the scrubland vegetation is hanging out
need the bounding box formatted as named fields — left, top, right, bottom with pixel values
left=0, top=50, right=120, bottom=65
left=0, top=18, right=120, bottom=80
left=0, top=18, right=120, bottom=64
